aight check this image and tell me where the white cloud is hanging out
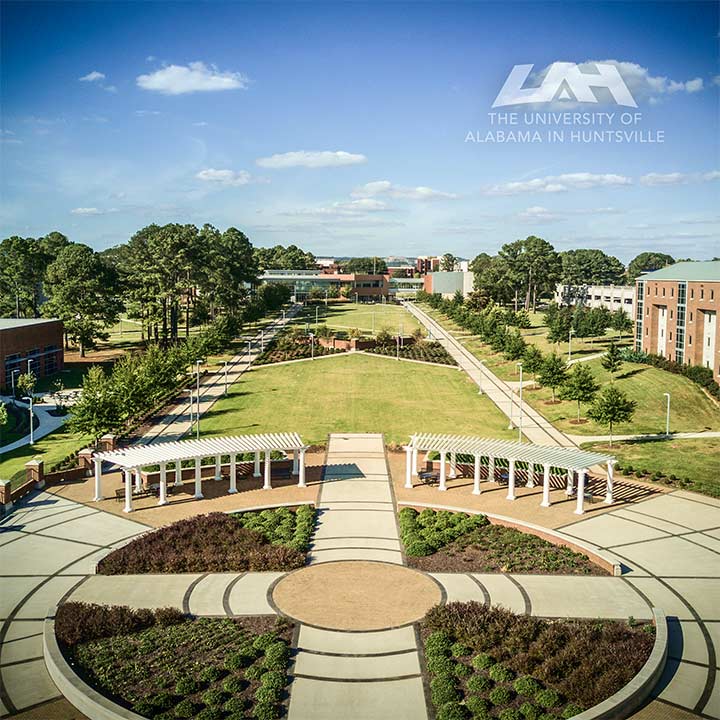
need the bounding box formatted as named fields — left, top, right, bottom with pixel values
left=518, top=206, right=564, bottom=223
left=352, top=180, right=457, bottom=200
left=135, top=110, right=161, bottom=117
left=137, top=62, right=248, bottom=95
left=281, top=198, right=391, bottom=218
left=640, top=170, right=720, bottom=186
left=256, top=150, right=367, bottom=169
left=486, top=172, right=631, bottom=196
left=196, top=168, right=265, bottom=187
left=192, top=121, right=209, bottom=127
left=71, top=207, right=118, bottom=215
left=79, top=71, right=105, bottom=82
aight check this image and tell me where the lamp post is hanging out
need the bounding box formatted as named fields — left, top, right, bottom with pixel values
left=309, top=333, right=315, bottom=361
left=478, top=360, right=484, bottom=396
left=186, top=387, right=194, bottom=430
left=517, top=362, right=524, bottom=443
left=10, top=369, right=19, bottom=406
left=664, top=392, right=671, bottom=436
left=23, top=395, right=34, bottom=445
left=568, top=328, right=575, bottom=363
left=507, top=383, right=514, bottom=430
left=261, top=330, right=265, bottom=352
left=399, top=322, right=404, bottom=347
left=195, top=360, right=202, bottom=440
left=223, top=361, right=229, bottom=396
left=396, top=334, right=400, bottom=361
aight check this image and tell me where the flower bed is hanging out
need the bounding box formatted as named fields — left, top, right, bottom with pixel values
left=399, top=509, right=604, bottom=575
left=98, top=507, right=316, bottom=574
left=422, top=601, right=655, bottom=720
left=367, top=340, right=457, bottom=366
left=58, top=602, right=292, bottom=720
left=254, top=336, right=345, bottom=365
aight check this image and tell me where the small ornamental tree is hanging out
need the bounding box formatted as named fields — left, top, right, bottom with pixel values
left=0, top=402, right=7, bottom=445
left=16, top=370, right=36, bottom=399
left=522, top=345, right=544, bottom=387
left=560, top=363, right=600, bottom=422
left=601, top=340, right=623, bottom=380
left=587, top=385, right=637, bottom=446
left=538, top=353, right=569, bottom=402
left=611, top=309, right=633, bottom=338
left=69, top=365, right=119, bottom=440
left=503, top=330, right=527, bottom=361
left=375, top=327, right=393, bottom=346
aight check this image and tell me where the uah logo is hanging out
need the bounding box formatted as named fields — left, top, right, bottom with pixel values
left=493, top=62, right=637, bottom=108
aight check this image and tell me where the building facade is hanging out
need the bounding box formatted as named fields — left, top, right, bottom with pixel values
left=423, top=271, right=474, bottom=298
left=415, top=256, right=441, bottom=274
left=554, top=283, right=635, bottom=316
left=0, top=318, right=65, bottom=391
left=635, top=261, right=719, bottom=377
left=260, top=270, right=390, bottom=300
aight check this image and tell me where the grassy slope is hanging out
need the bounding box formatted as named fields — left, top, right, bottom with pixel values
left=420, top=305, right=720, bottom=435
left=292, top=302, right=422, bottom=337
left=584, top=438, right=720, bottom=498
left=200, top=353, right=516, bottom=446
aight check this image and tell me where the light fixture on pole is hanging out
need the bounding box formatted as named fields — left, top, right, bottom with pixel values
left=195, top=360, right=202, bottom=440
left=568, top=328, right=575, bottom=363
left=10, top=368, right=19, bottom=406
left=517, top=362, right=524, bottom=443
left=23, top=395, right=34, bottom=445
left=507, top=382, right=514, bottom=430
left=309, top=332, right=315, bottom=361
left=664, top=392, right=671, bottom=436
left=223, top=361, right=229, bottom=396
left=186, top=388, right=194, bottom=430
left=315, top=305, right=319, bottom=327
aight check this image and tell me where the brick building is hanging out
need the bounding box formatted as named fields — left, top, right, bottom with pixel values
left=635, top=261, right=719, bottom=377
left=0, top=318, right=64, bottom=391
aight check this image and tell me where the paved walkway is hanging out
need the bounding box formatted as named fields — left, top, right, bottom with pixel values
left=0, top=401, right=68, bottom=455
left=567, top=430, right=720, bottom=445
left=405, top=302, right=576, bottom=448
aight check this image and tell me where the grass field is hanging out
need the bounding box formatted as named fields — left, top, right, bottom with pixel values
left=200, top=353, right=516, bottom=446
left=0, top=425, right=88, bottom=486
left=584, top=438, right=720, bottom=498
left=292, top=301, right=422, bottom=337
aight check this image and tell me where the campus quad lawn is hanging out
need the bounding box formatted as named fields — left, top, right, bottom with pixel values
left=0, top=425, right=88, bottom=487
left=200, top=353, right=516, bottom=446
left=293, top=301, right=423, bottom=337
left=584, top=438, right=720, bottom=498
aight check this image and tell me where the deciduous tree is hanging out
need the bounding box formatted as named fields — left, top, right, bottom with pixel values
left=587, top=385, right=637, bottom=445
left=560, top=363, right=600, bottom=421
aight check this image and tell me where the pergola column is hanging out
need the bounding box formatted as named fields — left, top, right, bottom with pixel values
left=93, top=458, right=103, bottom=502
left=298, top=449, right=307, bottom=487
left=472, top=455, right=481, bottom=495
left=411, top=446, right=418, bottom=476
left=575, top=468, right=587, bottom=515
left=506, top=458, right=516, bottom=501
left=566, top=468, right=574, bottom=496
left=228, top=454, right=238, bottom=494
left=194, top=457, right=203, bottom=499
left=253, top=451, right=261, bottom=478
left=158, top=462, right=168, bottom=506
left=123, top=468, right=133, bottom=513
left=438, top=451, right=447, bottom=491
left=488, top=456, right=495, bottom=482
left=174, top=461, right=183, bottom=487
left=526, top=463, right=535, bottom=488
left=404, top=446, right=413, bottom=489
left=541, top=464, right=551, bottom=507
left=605, top=460, right=615, bottom=504
left=134, top=468, right=142, bottom=492
left=263, top=451, right=272, bottom=490
left=449, top=452, right=457, bottom=479
left=292, top=450, right=299, bottom=475
left=214, top=454, right=222, bottom=481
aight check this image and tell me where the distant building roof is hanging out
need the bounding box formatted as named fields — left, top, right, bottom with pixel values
left=638, top=261, right=720, bottom=283
left=0, top=318, right=61, bottom=331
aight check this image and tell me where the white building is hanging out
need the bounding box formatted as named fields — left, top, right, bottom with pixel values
left=554, top=283, right=635, bottom=316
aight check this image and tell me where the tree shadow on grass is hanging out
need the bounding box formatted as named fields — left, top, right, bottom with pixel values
left=615, top=367, right=648, bottom=381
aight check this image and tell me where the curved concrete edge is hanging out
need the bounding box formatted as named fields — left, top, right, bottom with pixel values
left=92, top=501, right=317, bottom=573
left=43, top=614, right=146, bottom=720
left=396, top=501, right=623, bottom=576
left=573, top=607, right=668, bottom=720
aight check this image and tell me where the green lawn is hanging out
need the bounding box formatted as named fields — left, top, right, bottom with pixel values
left=0, top=425, right=88, bottom=486
left=200, top=353, right=516, bottom=446
left=584, top=438, right=720, bottom=498
left=420, top=305, right=720, bottom=435
left=292, top=302, right=422, bottom=337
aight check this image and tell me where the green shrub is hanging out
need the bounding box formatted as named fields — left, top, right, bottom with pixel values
left=489, top=664, right=515, bottom=683
left=224, top=651, right=254, bottom=671
left=465, top=696, right=491, bottom=715
left=198, top=666, right=224, bottom=683
left=425, top=631, right=453, bottom=656
left=172, top=699, right=196, bottom=719
left=431, top=676, right=460, bottom=705
left=466, top=674, right=493, bottom=693
left=436, top=701, right=469, bottom=720
left=454, top=662, right=472, bottom=678
left=261, top=670, right=288, bottom=692
left=427, top=654, right=457, bottom=675
left=405, top=540, right=433, bottom=556
left=254, top=700, right=281, bottom=720
left=489, top=686, right=514, bottom=706
left=195, top=709, right=222, bottom=720
left=253, top=632, right=279, bottom=651
left=244, top=664, right=266, bottom=680
left=201, top=688, right=226, bottom=707
left=561, top=703, right=584, bottom=718
left=255, top=684, right=282, bottom=704
left=223, top=698, right=249, bottom=715
left=263, top=641, right=290, bottom=670
left=222, top=676, right=246, bottom=694
left=514, top=676, right=542, bottom=697
left=471, top=653, right=495, bottom=670
left=535, top=689, right=561, bottom=709
left=451, top=642, right=472, bottom=657
left=132, top=698, right=156, bottom=717
left=519, top=702, right=541, bottom=720
left=499, top=710, right=523, bottom=720
left=174, top=677, right=197, bottom=695
left=152, top=692, right=175, bottom=711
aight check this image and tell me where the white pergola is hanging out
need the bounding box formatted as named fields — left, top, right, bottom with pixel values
left=404, top=433, right=616, bottom=515
left=92, top=433, right=309, bottom=513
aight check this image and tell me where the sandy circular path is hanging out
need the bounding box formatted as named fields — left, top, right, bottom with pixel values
left=271, top=560, right=443, bottom=631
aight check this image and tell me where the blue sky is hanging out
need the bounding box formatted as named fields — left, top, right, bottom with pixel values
left=1, top=1, right=718, bottom=262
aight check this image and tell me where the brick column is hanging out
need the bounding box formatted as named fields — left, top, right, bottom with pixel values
left=0, top=480, right=12, bottom=515
left=25, top=459, right=44, bottom=489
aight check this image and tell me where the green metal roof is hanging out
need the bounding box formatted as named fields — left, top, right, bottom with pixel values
left=639, top=261, right=720, bottom=283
